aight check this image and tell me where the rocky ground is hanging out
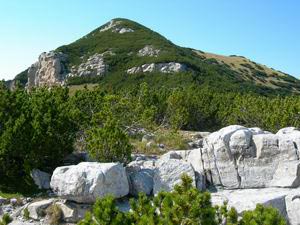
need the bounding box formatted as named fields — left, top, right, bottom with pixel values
left=2, top=125, right=300, bottom=224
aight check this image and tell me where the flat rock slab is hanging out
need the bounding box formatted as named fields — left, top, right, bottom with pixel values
left=211, top=187, right=300, bottom=224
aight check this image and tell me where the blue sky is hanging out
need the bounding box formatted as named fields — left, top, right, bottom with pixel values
left=0, top=0, right=299, bottom=80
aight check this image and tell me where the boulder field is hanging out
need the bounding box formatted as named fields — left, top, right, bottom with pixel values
left=5, top=125, right=300, bottom=224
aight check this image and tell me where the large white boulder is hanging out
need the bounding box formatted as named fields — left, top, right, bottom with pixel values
left=50, top=162, right=129, bottom=203
left=199, top=125, right=300, bottom=189
left=153, top=157, right=195, bottom=195
left=202, top=125, right=250, bottom=188
left=276, top=127, right=299, bottom=135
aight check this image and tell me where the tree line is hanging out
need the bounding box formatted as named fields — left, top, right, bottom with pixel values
left=1, top=81, right=300, bottom=190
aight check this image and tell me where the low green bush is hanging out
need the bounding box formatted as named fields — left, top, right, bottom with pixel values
left=0, top=214, right=12, bottom=225
left=86, top=115, right=132, bottom=164
left=46, top=204, right=63, bottom=225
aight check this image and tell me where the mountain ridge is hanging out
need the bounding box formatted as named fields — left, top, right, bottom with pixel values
left=8, top=18, right=300, bottom=95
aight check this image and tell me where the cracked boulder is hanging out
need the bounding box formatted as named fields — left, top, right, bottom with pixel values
left=126, top=158, right=156, bottom=196
left=201, top=125, right=300, bottom=189
left=153, top=155, right=195, bottom=195
left=50, top=162, right=129, bottom=203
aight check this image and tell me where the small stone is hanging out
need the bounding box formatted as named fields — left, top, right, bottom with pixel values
left=0, top=197, right=8, bottom=205
left=146, top=141, right=154, bottom=148
left=158, top=143, right=165, bottom=149
left=142, top=134, right=155, bottom=143
left=10, top=198, right=18, bottom=206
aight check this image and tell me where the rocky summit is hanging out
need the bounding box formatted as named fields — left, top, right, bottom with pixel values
left=9, top=18, right=300, bottom=95
left=2, top=125, right=300, bottom=224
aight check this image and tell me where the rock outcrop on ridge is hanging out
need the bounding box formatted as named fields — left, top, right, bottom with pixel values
left=127, top=62, right=187, bottom=74
left=27, top=51, right=68, bottom=89
left=10, top=18, right=300, bottom=93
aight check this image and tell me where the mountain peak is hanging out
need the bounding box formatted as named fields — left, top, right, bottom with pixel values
left=11, top=18, right=300, bottom=95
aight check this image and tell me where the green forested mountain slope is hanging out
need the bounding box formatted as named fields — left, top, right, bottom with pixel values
left=11, top=18, right=300, bottom=95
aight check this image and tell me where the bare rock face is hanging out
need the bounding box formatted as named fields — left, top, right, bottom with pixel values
left=27, top=51, right=68, bottom=89
left=27, top=50, right=111, bottom=88
left=127, top=62, right=187, bottom=74
left=99, top=20, right=122, bottom=32
left=68, top=53, right=109, bottom=78
left=99, top=19, right=134, bottom=34
left=188, top=125, right=300, bottom=189
left=137, top=45, right=160, bottom=57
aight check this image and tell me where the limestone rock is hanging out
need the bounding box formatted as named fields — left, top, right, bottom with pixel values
left=27, top=199, right=54, bottom=220
left=252, top=134, right=280, bottom=159
left=127, top=169, right=154, bottom=196
left=126, top=157, right=156, bottom=196
left=137, top=45, right=160, bottom=57
left=278, top=136, right=299, bottom=160
left=69, top=53, right=109, bottom=78
left=114, top=27, right=134, bottom=34
left=153, top=158, right=195, bottom=195
left=99, top=19, right=134, bottom=33
left=200, top=125, right=300, bottom=189
left=99, top=19, right=122, bottom=32
left=238, top=158, right=278, bottom=188
left=50, top=162, right=129, bottom=203
left=159, top=151, right=183, bottom=161
left=127, top=62, right=187, bottom=74
left=211, top=188, right=289, bottom=220
left=285, top=189, right=300, bottom=225
left=30, top=169, right=51, bottom=189
left=276, top=127, right=299, bottom=135
left=27, top=51, right=68, bottom=89
left=249, top=127, right=266, bottom=135
left=269, top=161, right=300, bottom=187
left=277, top=129, right=300, bottom=158
left=202, top=125, right=247, bottom=188
left=142, top=133, right=155, bottom=143
left=55, top=201, right=91, bottom=223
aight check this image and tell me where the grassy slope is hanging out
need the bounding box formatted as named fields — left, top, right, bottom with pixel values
left=194, top=50, right=300, bottom=92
